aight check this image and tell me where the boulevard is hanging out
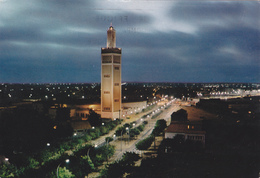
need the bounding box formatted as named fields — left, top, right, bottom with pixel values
left=88, top=99, right=182, bottom=177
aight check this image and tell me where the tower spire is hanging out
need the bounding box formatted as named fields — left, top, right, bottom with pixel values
left=107, top=24, right=116, bottom=48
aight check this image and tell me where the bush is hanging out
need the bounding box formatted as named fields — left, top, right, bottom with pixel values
left=130, top=128, right=140, bottom=137
left=152, top=119, right=167, bottom=136
left=0, top=164, right=19, bottom=178
left=137, top=125, right=144, bottom=132
left=84, top=135, right=92, bottom=142
left=136, top=135, right=154, bottom=151
left=105, top=137, right=114, bottom=143
left=115, top=126, right=126, bottom=136
left=143, top=121, right=148, bottom=125
left=100, top=152, right=140, bottom=178
left=100, top=126, right=109, bottom=135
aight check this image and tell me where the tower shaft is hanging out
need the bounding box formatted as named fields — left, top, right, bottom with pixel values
left=101, top=25, right=122, bottom=119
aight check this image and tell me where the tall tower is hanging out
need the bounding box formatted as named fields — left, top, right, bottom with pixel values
left=101, top=25, right=122, bottom=119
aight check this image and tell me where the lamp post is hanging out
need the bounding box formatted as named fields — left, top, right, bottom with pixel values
left=56, top=159, right=70, bottom=178
left=126, top=127, right=129, bottom=143
left=106, top=139, right=110, bottom=164
left=121, top=129, right=124, bottom=151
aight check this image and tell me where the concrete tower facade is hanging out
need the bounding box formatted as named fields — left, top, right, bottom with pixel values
left=101, top=25, right=122, bottom=119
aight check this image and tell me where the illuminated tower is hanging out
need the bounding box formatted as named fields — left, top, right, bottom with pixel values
left=101, top=25, right=122, bottom=119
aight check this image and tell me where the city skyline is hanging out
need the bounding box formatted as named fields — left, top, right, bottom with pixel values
left=0, top=1, right=259, bottom=83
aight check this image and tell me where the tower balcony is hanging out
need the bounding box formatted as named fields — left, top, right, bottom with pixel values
left=101, top=48, right=122, bottom=54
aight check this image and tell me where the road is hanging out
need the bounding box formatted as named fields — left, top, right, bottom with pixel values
left=88, top=100, right=181, bottom=177
left=97, top=100, right=181, bottom=162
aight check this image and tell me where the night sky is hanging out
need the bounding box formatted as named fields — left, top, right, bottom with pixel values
left=0, top=0, right=259, bottom=83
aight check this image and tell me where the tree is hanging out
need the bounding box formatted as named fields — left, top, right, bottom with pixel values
left=100, top=152, right=140, bottom=178
left=47, top=167, right=75, bottom=178
left=121, top=152, right=140, bottom=167
left=136, top=135, right=154, bottom=151
left=87, top=109, right=101, bottom=126
left=100, top=161, right=124, bottom=178
left=130, top=128, right=140, bottom=137
left=105, top=137, right=114, bottom=143
left=100, top=126, right=109, bottom=135
left=80, top=155, right=95, bottom=177
left=58, top=167, right=75, bottom=178
left=171, top=109, right=188, bottom=122
left=152, top=119, right=167, bottom=136
left=115, top=126, right=125, bottom=136
left=0, top=164, right=18, bottom=178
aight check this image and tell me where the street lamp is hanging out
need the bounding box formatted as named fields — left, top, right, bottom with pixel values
left=57, top=159, right=70, bottom=178
left=121, top=129, right=124, bottom=151
left=126, top=127, right=130, bottom=143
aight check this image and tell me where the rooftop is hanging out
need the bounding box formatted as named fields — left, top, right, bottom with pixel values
left=165, top=122, right=205, bottom=135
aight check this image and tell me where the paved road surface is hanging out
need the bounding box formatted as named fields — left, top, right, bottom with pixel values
left=88, top=100, right=181, bottom=177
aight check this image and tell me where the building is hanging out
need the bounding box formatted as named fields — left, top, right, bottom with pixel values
left=165, top=122, right=206, bottom=145
left=165, top=109, right=206, bottom=145
left=101, top=25, right=122, bottom=119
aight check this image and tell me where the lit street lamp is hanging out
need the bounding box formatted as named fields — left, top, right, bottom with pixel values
left=56, top=159, right=70, bottom=178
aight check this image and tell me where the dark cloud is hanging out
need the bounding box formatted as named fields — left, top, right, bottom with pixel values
left=0, top=0, right=259, bottom=83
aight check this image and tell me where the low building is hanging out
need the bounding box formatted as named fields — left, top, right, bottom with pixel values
left=165, top=122, right=206, bottom=145
left=70, top=121, right=91, bottom=135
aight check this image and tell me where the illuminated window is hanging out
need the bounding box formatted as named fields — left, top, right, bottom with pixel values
left=187, top=125, right=190, bottom=129
left=192, top=126, right=194, bottom=129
